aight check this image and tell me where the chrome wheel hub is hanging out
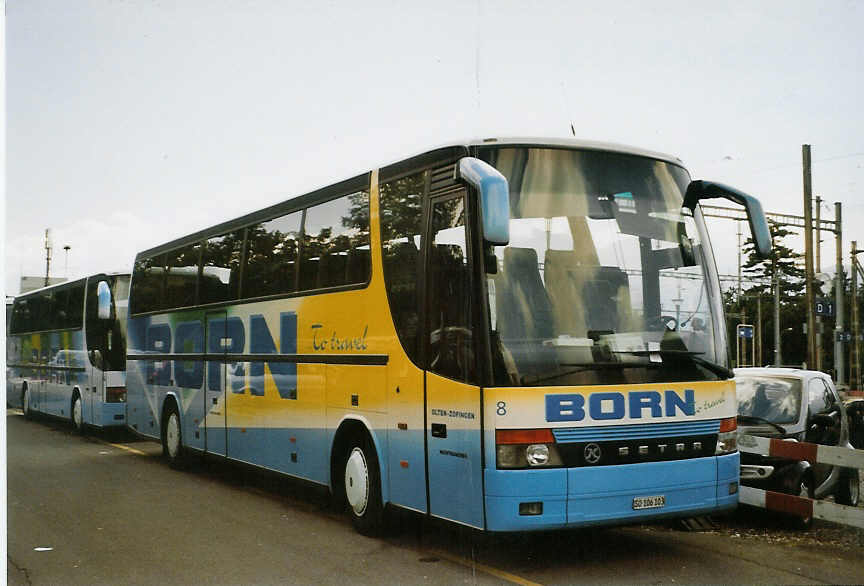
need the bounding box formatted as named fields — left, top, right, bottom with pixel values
left=166, top=413, right=180, bottom=459
left=344, top=447, right=369, bottom=516
left=73, top=398, right=82, bottom=428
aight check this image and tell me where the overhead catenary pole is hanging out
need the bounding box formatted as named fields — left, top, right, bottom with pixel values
left=757, top=294, right=762, bottom=366
left=815, top=196, right=822, bottom=370
left=774, top=258, right=782, bottom=366
left=737, top=221, right=743, bottom=302
left=852, top=241, right=861, bottom=390
left=835, top=202, right=845, bottom=385
left=802, top=145, right=817, bottom=370
left=815, top=196, right=822, bottom=272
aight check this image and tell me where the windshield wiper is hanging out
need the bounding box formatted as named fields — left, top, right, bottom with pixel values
left=611, top=349, right=733, bottom=379
left=522, top=361, right=661, bottom=386
left=737, top=415, right=787, bottom=435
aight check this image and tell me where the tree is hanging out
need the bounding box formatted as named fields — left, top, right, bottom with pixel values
left=726, top=221, right=807, bottom=367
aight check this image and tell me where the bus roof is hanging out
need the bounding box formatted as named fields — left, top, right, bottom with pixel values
left=424, top=137, right=684, bottom=167
left=13, top=272, right=130, bottom=299
left=135, top=138, right=686, bottom=260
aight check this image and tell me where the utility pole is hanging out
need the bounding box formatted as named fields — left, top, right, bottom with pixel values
left=849, top=240, right=861, bottom=391
left=802, top=145, right=817, bottom=370
left=835, top=202, right=845, bottom=385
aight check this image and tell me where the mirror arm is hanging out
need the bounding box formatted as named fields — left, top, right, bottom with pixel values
left=684, top=180, right=772, bottom=260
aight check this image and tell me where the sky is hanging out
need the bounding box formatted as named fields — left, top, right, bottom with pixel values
left=5, top=0, right=864, bottom=297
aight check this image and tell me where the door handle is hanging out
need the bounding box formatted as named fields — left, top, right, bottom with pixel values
left=431, top=423, right=447, bottom=438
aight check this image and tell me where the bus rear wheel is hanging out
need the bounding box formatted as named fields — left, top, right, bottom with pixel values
left=71, top=393, right=84, bottom=434
left=343, top=434, right=385, bottom=536
left=22, top=388, right=33, bottom=420
left=162, top=403, right=187, bottom=469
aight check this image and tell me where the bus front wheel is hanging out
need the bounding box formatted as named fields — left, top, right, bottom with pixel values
left=22, top=387, right=32, bottom=420
left=162, top=402, right=187, bottom=469
left=343, top=434, right=385, bottom=535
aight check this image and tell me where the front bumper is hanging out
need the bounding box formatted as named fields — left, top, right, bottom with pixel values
left=484, top=453, right=739, bottom=532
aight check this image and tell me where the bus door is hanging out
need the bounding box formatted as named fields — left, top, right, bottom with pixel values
left=424, top=192, right=485, bottom=529
left=204, top=312, right=229, bottom=456
left=87, top=354, right=104, bottom=426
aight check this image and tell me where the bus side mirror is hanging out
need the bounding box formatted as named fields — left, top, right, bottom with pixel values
left=683, top=180, right=772, bottom=259
left=455, top=157, right=510, bottom=246
left=96, top=280, right=113, bottom=320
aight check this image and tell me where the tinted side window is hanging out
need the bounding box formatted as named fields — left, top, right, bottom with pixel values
left=50, top=289, right=68, bottom=330
left=243, top=213, right=301, bottom=299
left=30, top=292, right=51, bottom=332
left=164, top=244, right=201, bottom=309
left=201, top=230, right=245, bottom=304
left=131, top=256, right=165, bottom=314
left=65, top=283, right=85, bottom=328
left=10, top=298, right=31, bottom=333
left=300, top=192, right=370, bottom=291
left=380, top=173, right=426, bottom=364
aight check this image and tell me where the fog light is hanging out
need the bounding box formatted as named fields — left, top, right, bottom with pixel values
left=497, top=445, right=522, bottom=469
left=519, top=502, right=543, bottom=516
left=526, top=444, right=549, bottom=466
left=729, top=482, right=738, bottom=495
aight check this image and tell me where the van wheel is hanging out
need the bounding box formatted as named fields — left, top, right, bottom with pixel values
left=343, top=434, right=385, bottom=536
left=162, top=402, right=187, bottom=469
left=836, top=468, right=860, bottom=507
left=22, top=388, right=33, bottom=420
left=71, top=393, right=84, bottom=434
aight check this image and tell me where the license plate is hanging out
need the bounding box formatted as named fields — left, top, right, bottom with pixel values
left=632, top=495, right=666, bottom=510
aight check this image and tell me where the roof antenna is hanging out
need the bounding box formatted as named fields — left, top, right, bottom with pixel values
left=560, top=80, right=576, bottom=137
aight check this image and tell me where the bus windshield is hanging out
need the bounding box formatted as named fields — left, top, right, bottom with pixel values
left=480, top=147, right=725, bottom=387
left=85, top=274, right=130, bottom=371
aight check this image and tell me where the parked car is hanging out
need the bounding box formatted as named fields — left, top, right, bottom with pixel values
left=734, top=368, right=860, bottom=523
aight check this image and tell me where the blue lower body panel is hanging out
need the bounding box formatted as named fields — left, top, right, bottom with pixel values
left=485, top=453, right=739, bottom=532
left=97, top=402, right=127, bottom=428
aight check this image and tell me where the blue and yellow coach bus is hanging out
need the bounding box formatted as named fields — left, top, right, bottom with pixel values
left=7, top=273, right=130, bottom=431
left=125, top=138, right=771, bottom=534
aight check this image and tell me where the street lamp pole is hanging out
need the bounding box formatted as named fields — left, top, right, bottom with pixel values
left=63, top=245, right=71, bottom=278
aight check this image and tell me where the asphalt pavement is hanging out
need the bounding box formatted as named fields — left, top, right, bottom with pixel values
left=7, top=411, right=864, bottom=585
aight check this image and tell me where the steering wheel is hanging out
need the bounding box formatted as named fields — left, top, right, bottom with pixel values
left=646, top=315, right=678, bottom=332
left=429, top=326, right=473, bottom=374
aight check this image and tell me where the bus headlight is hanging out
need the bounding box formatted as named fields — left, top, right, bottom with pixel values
left=526, top=444, right=549, bottom=466
left=715, top=417, right=738, bottom=455
left=495, top=429, right=563, bottom=469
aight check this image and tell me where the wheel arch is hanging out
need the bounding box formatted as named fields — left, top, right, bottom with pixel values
left=159, top=392, right=184, bottom=436
left=329, top=415, right=390, bottom=505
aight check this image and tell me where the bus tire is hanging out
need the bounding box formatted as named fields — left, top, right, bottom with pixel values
left=343, top=433, right=385, bottom=536
left=161, top=401, right=188, bottom=469
left=71, top=392, right=84, bottom=434
left=22, top=386, right=33, bottom=420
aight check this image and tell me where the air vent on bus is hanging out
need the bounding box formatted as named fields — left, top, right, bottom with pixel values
left=429, top=163, right=458, bottom=194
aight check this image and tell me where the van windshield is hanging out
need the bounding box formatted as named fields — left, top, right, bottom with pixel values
left=735, top=376, right=802, bottom=425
